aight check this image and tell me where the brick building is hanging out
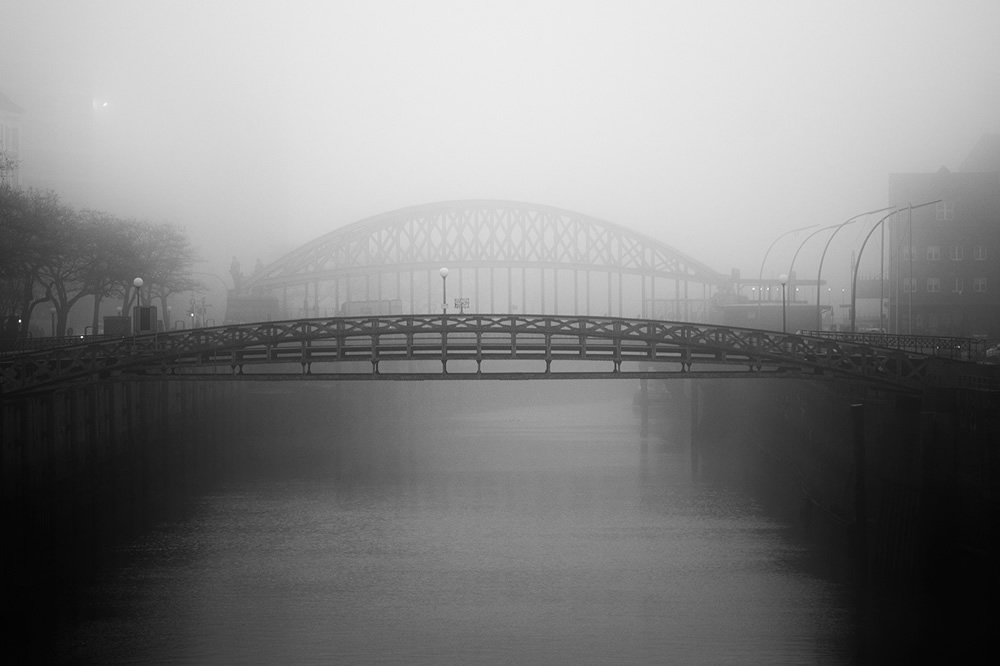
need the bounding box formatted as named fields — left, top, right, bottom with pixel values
left=887, top=134, right=1000, bottom=338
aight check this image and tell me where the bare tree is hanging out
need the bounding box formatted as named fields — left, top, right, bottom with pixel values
left=76, top=210, right=139, bottom=333
left=1, top=185, right=202, bottom=337
left=35, top=205, right=116, bottom=336
left=0, top=187, right=65, bottom=336
left=121, top=220, right=201, bottom=330
left=0, top=150, right=18, bottom=185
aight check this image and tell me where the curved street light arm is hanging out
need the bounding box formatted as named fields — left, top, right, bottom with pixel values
left=850, top=200, right=940, bottom=332
left=814, top=205, right=895, bottom=329
left=757, top=223, right=818, bottom=321
left=192, top=271, right=231, bottom=294
left=788, top=224, right=839, bottom=294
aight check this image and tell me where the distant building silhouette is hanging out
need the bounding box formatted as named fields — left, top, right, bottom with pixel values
left=0, top=83, right=104, bottom=204
left=0, top=88, right=23, bottom=188
left=888, top=134, right=1000, bottom=338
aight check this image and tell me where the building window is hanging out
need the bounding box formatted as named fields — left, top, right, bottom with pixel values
left=936, top=201, right=954, bottom=221
left=948, top=245, right=963, bottom=261
left=902, top=278, right=917, bottom=293
left=926, top=245, right=940, bottom=261
left=952, top=277, right=964, bottom=293
left=927, top=277, right=941, bottom=293
left=902, top=245, right=919, bottom=261
left=973, top=277, right=987, bottom=293
left=974, top=245, right=987, bottom=261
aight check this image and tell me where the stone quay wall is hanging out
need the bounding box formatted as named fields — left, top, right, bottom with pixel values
left=2, top=379, right=244, bottom=638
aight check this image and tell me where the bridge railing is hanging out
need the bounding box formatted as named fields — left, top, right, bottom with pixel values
left=1, top=315, right=950, bottom=395
left=799, top=330, right=984, bottom=362
left=0, top=334, right=115, bottom=356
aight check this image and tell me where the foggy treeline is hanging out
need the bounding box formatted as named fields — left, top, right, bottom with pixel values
left=0, top=182, right=198, bottom=338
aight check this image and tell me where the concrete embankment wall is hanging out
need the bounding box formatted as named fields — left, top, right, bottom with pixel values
left=2, top=379, right=244, bottom=640
left=691, top=376, right=997, bottom=585
left=690, top=375, right=998, bottom=656
left=2, top=376, right=437, bottom=643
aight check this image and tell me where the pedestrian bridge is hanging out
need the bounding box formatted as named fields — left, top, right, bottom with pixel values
left=1, top=315, right=941, bottom=396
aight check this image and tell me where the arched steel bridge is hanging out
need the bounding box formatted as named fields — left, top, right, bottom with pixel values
left=1, top=316, right=942, bottom=396
left=233, top=200, right=729, bottom=321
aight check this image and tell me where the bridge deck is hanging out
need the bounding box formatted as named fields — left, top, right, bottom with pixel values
left=0, top=315, right=965, bottom=396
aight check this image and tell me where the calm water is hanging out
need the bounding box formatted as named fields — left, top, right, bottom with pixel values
left=54, top=386, right=855, bottom=664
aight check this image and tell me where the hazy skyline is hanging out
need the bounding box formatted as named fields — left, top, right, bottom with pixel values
left=2, top=0, right=998, bottom=286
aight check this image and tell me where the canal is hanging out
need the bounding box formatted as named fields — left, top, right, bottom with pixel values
left=50, top=381, right=857, bottom=664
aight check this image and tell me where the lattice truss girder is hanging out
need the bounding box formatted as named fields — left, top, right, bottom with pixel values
left=242, top=201, right=725, bottom=291
left=1, top=316, right=932, bottom=395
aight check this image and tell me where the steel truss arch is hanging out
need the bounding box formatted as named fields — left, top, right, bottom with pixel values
left=244, top=200, right=724, bottom=290
left=237, top=200, right=727, bottom=319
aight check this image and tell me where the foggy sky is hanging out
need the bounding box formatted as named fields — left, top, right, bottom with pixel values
left=2, top=0, right=998, bottom=287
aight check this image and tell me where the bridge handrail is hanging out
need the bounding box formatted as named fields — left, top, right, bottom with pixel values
left=0, top=334, right=116, bottom=356
left=1, top=315, right=950, bottom=395
left=799, top=330, right=984, bottom=362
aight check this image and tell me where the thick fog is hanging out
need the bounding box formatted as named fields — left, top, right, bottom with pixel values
left=2, top=0, right=998, bottom=286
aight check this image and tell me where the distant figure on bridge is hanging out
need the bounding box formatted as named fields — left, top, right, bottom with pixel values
left=230, top=256, right=243, bottom=293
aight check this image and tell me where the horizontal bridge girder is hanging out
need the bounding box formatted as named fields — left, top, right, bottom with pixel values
left=1, top=315, right=931, bottom=395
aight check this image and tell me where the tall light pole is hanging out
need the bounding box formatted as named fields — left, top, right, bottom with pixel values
left=779, top=273, right=788, bottom=333
left=757, top=224, right=818, bottom=325
left=787, top=224, right=839, bottom=304
left=813, top=206, right=894, bottom=330
left=439, top=267, right=449, bottom=314
left=191, top=271, right=230, bottom=322
left=50, top=307, right=56, bottom=337
left=133, top=277, right=144, bottom=307
left=785, top=207, right=893, bottom=331
left=850, top=200, right=939, bottom=333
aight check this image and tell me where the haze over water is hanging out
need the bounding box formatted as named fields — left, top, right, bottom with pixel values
left=53, top=382, right=856, bottom=664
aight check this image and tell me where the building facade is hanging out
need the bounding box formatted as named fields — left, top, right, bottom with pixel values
left=887, top=135, right=1000, bottom=339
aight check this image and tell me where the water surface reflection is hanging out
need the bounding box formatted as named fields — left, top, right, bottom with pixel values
left=56, top=386, right=854, bottom=664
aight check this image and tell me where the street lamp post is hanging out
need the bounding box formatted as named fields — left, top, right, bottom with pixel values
left=850, top=199, right=939, bottom=333
left=757, top=224, right=818, bottom=324
left=132, top=277, right=145, bottom=335
left=50, top=307, right=56, bottom=337
left=787, top=224, right=837, bottom=304
left=813, top=206, right=894, bottom=330
left=783, top=207, right=894, bottom=332
left=779, top=274, right=788, bottom=333
left=439, top=267, right=449, bottom=314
